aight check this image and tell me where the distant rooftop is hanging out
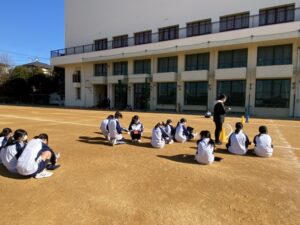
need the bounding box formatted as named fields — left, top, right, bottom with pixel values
left=21, top=61, right=52, bottom=70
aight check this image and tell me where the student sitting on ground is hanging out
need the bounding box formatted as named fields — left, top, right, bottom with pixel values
left=164, top=119, right=175, bottom=140
left=253, top=126, right=273, bottom=157
left=0, top=128, right=13, bottom=164
left=226, top=122, right=251, bottom=155
left=0, top=128, right=13, bottom=150
left=100, top=115, right=114, bottom=140
left=174, top=118, right=197, bottom=143
left=151, top=122, right=167, bottom=148
left=195, top=130, right=215, bottom=165
left=1, top=129, right=28, bottom=173
left=17, top=134, right=60, bottom=179
left=108, top=111, right=128, bottom=146
left=128, top=115, right=144, bottom=143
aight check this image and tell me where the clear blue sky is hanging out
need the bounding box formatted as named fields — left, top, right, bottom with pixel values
left=0, top=0, right=64, bottom=66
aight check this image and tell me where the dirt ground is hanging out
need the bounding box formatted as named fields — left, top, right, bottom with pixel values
left=0, top=105, right=299, bottom=225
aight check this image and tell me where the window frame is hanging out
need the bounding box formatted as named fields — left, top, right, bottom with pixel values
left=185, top=53, right=210, bottom=71
left=257, top=44, right=293, bottom=66
left=113, top=61, right=128, bottom=75
left=134, top=30, right=152, bottom=45
left=158, top=25, right=179, bottom=42
left=186, top=19, right=212, bottom=37
left=218, top=49, right=248, bottom=69
left=184, top=81, right=208, bottom=106
left=217, top=80, right=246, bottom=106
left=157, top=56, right=178, bottom=73
left=134, top=59, right=151, bottom=74
left=255, top=79, right=291, bottom=108
left=220, top=12, right=250, bottom=32
left=112, top=35, right=128, bottom=48
left=259, top=4, right=295, bottom=26
left=157, top=83, right=177, bottom=105
left=94, top=39, right=108, bottom=51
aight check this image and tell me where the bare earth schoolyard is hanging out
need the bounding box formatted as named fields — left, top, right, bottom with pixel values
left=0, top=105, right=299, bottom=225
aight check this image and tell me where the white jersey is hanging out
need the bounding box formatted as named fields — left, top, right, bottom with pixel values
left=254, top=134, right=273, bottom=157
left=17, top=139, right=44, bottom=175
left=228, top=131, right=249, bottom=155
left=100, top=119, right=109, bottom=136
left=175, top=124, right=187, bottom=143
left=129, top=122, right=143, bottom=132
left=195, top=138, right=214, bottom=165
left=164, top=125, right=173, bottom=138
left=151, top=127, right=165, bottom=148
left=0, top=136, right=4, bottom=164
left=108, top=119, right=123, bottom=140
left=1, top=143, right=25, bottom=173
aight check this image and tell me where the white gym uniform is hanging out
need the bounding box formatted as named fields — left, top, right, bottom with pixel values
left=195, top=138, right=214, bottom=165
left=227, top=131, right=250, bottom=155
left=1, top=142, right=25, bottom=173
left=175, top=124, right=187, bottom=143
left=100, top=118, right=110, bottom=138
left=151, top=127, right=165, bottom=148
left=254, top=134, right=273, bottom=157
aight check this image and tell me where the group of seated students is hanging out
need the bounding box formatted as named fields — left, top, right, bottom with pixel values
left=0, top=128, right=60, bottom=179
left=100, top=112, right=273, bottom=165
left=196, top=123, right=273, bottom=165
left=100, top=111, right=197, bottom=147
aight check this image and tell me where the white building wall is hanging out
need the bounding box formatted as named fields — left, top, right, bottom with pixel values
left=65, top=0, right=299, bottom=47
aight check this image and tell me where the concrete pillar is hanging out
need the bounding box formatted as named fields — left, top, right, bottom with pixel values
left=208, top=49, right=217, bottom=111
left=246, top=44, right=257, bottom=115
left=177, top=54, right=185, bottom=112
left=128, top=83, right=134, bottom=107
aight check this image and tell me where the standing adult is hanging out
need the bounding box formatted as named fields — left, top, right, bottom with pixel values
left=213, top=94, right=226, bottom=145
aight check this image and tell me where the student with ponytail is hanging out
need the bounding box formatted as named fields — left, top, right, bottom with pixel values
left=1, top=129, right=28, bottom=173
left=226, top=122, right=251, bottom=155
left=195, top=130, right=215, bottom=165
left=174, top=118, right=197, bottom=143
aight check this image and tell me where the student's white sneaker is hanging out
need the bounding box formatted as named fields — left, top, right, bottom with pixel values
left=168, top=140, right=174, bottom=144
left=137, top=139, right=142, bottom=143
left=117, top=140, right=126, bottom=145
left=193, top=133, right=198, bottom=139
left=35, top=169, right=53, bottom=179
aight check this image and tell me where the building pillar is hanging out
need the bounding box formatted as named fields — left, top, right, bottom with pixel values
left=208, top=49, right=217, bottom=111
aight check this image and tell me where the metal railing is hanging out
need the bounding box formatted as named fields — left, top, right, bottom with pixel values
left=51, top=7, right=300, bottom=58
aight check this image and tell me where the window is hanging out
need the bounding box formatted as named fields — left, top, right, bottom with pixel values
left=134, top=83, right=150, bottom=110
left=113, top=35, right=128, bottom=48
left=185, top=53, right=209, bottom=71
left=220, top=12, right=249, bottom=31
left=257, top=44, right=292, bottom=66
left=159, top=25, right=179, bottom=41
left=217, top=80, right=246, bottom=106
left=76, top=88, right=81, bottom=100
left=134, top=59, right=151, bottom=74
left=184, top=82, right=208, bottom=105
left=158, top=56, right=178, bottom=73
left=94, top=64, right=108, bottom=76
left=187, top=19, right=212, bottom=37
left=113, top=62, right=128, bottom=75
left=157, top=83, right=177, bottom=105
left=94, top=39, right=108, bottom=51
left=72, top=71, right=81, bottom=83
left=115, top=84, right=128, bottom=109
left=259, top=4, right=295, bottom=26
left=255, top=79, right=290, bottom=108
left=218, top=49, right=248, bottom=68
left=135, top=30, right=152, bottom=45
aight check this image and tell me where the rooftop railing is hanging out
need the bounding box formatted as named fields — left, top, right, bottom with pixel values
left=51, top=7, right=300, bottom=58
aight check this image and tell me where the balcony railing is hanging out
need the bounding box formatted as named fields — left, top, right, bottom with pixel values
left=51, top=7, right=300, bottom=58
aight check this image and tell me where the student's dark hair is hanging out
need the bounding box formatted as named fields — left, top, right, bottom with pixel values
left=133, top=115, right=139, bottom=121
left=0, top=128, right=12, bottom=137
left=259, top=126, right=267, bottom=134
left=114, top=111, right=123, bottom=119
left=166, top=119, right=172, bottom=124
left=13, top=129, right=27, bottom=141
left=235, top=122, right=243, bottom=134
left=217, top=94, right=226, bottom=100
left=154, top=121, right=164, bottom=129
left=107, top=115, right=114, bottom=119
left=180, top=118, right=187, bottom=123
left=34, top=133, right=49, bottom=141
left=198, top=130, right=215, bottom=146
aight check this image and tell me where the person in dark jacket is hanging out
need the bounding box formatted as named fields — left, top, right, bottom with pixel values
left=213, top=94, right=226, bottom=145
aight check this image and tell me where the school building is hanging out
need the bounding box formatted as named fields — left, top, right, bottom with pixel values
left=51, top=0, right=300, bottom=117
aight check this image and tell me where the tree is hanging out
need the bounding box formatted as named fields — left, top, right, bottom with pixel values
left=0, top=53, right=14, bottom=84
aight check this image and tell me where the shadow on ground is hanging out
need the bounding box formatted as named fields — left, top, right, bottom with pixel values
left=0, top=165, right=30, bottom=180
left=157, top=154, right=199, bottom=165
left=214, top=148, right=257, bottom=157
left=78, top=136, right=111, bottom=146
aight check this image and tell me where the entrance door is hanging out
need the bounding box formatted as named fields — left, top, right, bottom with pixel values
left=134, top=83, right=150, bottom=110
left=115, top=84, right=127, bottom=109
